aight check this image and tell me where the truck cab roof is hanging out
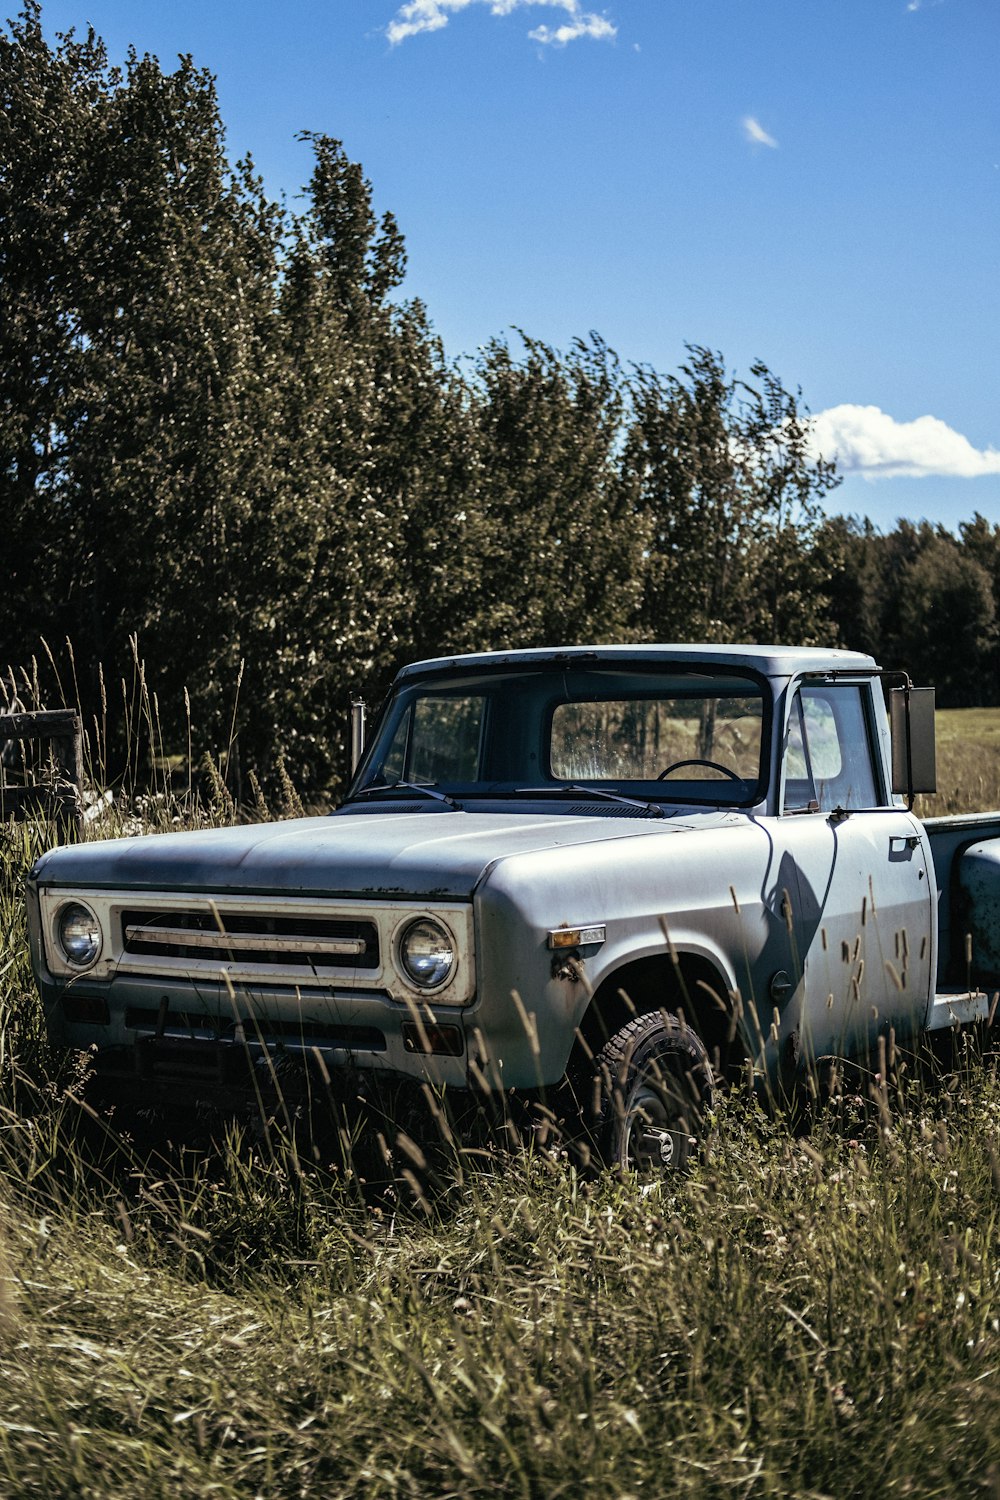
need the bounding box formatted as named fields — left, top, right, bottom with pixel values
left=395, top=643, right=878, bottom=683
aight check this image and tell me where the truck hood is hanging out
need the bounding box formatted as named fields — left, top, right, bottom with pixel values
left=30, top=808, right=741, bottom=901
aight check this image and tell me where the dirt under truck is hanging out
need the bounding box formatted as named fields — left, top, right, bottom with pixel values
left=25, top=645, right=1000, bottom=1170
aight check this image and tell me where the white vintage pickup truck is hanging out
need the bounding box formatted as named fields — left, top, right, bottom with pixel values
left=25, top=645, right=1000, bottom=1169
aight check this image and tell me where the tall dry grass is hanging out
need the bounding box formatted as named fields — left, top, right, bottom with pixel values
left=0, top=1031, right=996, bottom=1497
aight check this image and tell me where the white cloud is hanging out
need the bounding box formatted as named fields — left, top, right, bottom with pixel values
left=742, top=115, right=778, bottom=149
left=529, top=13, right=617, bottom=44
left=809, top=404, right=1000, bottom=480
left=385, top=0, right=616, bottom=46
left=386, top=0, right=469, bottom=44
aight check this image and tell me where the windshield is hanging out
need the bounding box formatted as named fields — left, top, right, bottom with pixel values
left=352, top=664, right=769, bottom=807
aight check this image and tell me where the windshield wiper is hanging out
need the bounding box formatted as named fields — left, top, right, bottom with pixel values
left=347, top=781, right=464, bottom=811
left=514, top=785, right=669, bottom=819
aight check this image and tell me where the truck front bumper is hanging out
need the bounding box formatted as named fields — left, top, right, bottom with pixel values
left=39, top=968, right=474, bottom=1101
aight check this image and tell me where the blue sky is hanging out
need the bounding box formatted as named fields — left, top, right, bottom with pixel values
left=34, top=0, right=1000, bottom=533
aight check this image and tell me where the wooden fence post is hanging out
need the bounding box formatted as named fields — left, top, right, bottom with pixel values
left=0, top=709, right=85, bottom=836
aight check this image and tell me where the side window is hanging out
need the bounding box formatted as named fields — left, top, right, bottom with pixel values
left=380, top=695, right=485, bottom=784
left=783, top=685, right=880, bottom=812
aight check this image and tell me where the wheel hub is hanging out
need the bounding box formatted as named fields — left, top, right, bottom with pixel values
left=630, top=1122, right=696, bottom=1172
left=637, top=1125, right=675, bottom=1167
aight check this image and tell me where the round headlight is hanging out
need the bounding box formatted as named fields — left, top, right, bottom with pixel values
left=57, top=901, right=102, bottom=969
left=399, top=918, right=455, bottom=990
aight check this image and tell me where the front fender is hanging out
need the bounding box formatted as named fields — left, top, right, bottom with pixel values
left=468, top=817, right=774, bottom=1088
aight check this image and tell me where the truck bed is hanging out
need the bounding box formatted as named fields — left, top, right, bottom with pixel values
left=924, top=812, right=1000, bottom=990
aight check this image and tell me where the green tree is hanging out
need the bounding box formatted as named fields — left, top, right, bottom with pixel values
left=892, top=531, right=997, bottom=705
left=624, top=347, right=841, bottom=645
left=465, top=332, right=646, bottom=647
left=0, top=5, right=284, bottom=779
left=0, top=16, right=474, bottom=795
left=820, top=514, right=891, bottom=659
left=958, top=513, right=1000, bottom=700
left=4, top=7, right=890, bottom=801
left=261, top=137, right=478, bottom=787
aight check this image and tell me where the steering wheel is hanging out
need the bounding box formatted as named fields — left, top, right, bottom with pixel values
left=656, top=758, right=743, bottom=783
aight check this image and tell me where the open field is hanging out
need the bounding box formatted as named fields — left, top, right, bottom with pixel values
left=1, top=711, right=1000, bottom=1497
left=918, top=707, right=1000, bottom=818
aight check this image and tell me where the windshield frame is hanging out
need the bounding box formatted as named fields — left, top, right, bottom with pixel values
left=345, top=659, right=773, bottom=810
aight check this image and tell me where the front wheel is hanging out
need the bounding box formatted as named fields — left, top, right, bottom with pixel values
left=590, top=1013, right=714, bottom=1172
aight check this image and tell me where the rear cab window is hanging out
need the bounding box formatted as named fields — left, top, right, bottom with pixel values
left=549, top=690, right=764, bottom=788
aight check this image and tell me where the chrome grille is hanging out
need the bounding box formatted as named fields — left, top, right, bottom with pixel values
left=120, top=909, right=379, bottom=971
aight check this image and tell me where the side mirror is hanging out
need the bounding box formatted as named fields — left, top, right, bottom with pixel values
left=890, top=686, right=936, bottom=799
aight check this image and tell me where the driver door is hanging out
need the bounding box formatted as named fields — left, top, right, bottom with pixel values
left=776, top=680, right=933, bottom=1065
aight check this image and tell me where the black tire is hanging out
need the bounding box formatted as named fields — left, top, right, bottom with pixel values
left=591, top=1012, right=714, bottom=1172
